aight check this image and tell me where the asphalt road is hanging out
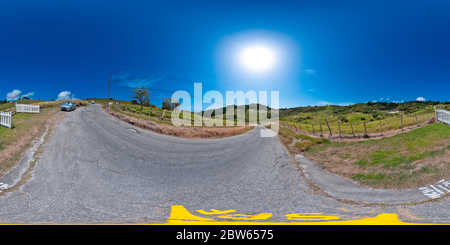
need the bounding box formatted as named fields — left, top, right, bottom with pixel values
left=0, top=104, right=450, bottom=224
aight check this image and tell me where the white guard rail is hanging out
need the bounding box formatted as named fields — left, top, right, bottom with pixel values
left=16, top=103, right=40, bottom=113
left=0, top=112, right=12, bottom=129
left=436, top=108, right=450, bottom=125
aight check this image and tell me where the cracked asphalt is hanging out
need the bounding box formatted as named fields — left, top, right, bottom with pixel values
left=0, top=104, right=450, bottom=224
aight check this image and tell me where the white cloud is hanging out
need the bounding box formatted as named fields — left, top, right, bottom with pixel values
left=380, top=98, right=383, bottom=101
left=338, top=102, right=354, bottom=106
left=6, top=90, right=35, bottom=101
left=57, top=91, right=73, bottom=101
left=303, top=69, right=314, bottom=75
left=317, top=101, right=354, bottom=106
left=386, top=98, right=390, bottom=101
left=308, top=89, right=315, bottom=92
left=416, top=97, right=426, bottom=102
left=317, top=101, right=333, bottom=106
left=6, top=90, right=22, bottom=101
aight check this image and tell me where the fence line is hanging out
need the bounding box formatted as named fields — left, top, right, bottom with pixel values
left=0, top=112, right=12, bottom=129
left=282, top=110, right=438, bottom=139
left=436, top=107, right=450, bottom=125
left=15, top=103, right=39, bottom=113
left=0, top=106, right=16, bottom=115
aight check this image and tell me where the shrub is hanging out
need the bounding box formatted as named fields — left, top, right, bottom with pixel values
left=295, top=140, right=313, bottom=151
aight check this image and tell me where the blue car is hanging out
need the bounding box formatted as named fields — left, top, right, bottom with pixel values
left=61, top=102, right=76, bottom=111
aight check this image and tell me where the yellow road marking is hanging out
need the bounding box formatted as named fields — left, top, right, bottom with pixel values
left=165, top=205, right=433, bottom=225
left=197, top=209, right=236, bottom=215
left=285, top=213, right=340, bottom=221
left=216, top=213, right=272, bottom=220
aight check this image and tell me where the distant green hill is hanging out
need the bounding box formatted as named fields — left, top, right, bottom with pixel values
left=280, top=101, right=450, bottom=125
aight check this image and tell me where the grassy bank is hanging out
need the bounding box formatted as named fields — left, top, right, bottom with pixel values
left=280, top=101, right=450, bottom=137
left=0, top=100, right=89, bottom=178
left=301, top=123, right=450, bottom=189
left=0, top=106, right=60, bottom=178
left=276, top=126, right=330, bottom=155
left=103, top=105, right=254, bottom=139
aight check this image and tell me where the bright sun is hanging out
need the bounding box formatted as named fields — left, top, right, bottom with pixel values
left=242, top=46, right=274, bottom=71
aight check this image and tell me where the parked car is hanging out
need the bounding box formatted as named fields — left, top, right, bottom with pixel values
left=91, top=101, right=95, bottom=104
left=61, top=102, right=76, bottom=111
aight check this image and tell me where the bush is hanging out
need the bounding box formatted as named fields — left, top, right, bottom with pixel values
left=295, top=140, right=313, bottom=151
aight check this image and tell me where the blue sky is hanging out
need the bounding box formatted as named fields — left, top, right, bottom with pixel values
left=1, top=0, right=450, bottom=111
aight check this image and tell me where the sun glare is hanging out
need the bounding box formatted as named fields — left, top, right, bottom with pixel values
left=242, top=46, right=274, bottom=71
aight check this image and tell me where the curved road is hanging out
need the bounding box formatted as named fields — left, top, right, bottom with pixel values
left=0, top=105, right=449, bottom=224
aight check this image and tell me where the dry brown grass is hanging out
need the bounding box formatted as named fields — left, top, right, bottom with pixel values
left=0, top=106, right=62, bottom=179
left=102, top=105, right=254, bottom=139
left=302, top=123, right=450, bottom=190
left=282, top=120, right=437, bottom=143
left=31, top=99, right=89, bottom=109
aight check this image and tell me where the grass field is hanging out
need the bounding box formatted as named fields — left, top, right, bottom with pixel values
left=279, top=102, right=450, bottom=137
left=0, top=100, right=47, bottom=110
left=103, top=105, right=254, bottom=139
left=282, top=108, right=440, bottom=137
left=300, top=123, right=450, bottom=189
left=0, top=99, right=89, bottom=178
left=0, top=106, right=60, bottom=178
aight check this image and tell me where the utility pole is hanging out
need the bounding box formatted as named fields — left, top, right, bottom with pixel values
left=107, top=73, right=111, bottom=108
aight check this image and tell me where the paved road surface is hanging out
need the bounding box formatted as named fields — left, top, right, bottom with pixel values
left=0, top=105, right=449, bottom=224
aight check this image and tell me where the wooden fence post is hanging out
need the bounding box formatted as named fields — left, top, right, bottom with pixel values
left=299, top=124, right=303, bottom=132
left=312, top=124, right=315, bottom=134
left=351, top=123, right=355, bottom=138
left=338, top=122, right=341, bottom=138
left=427, top=109, right=429, bottom=123
left=306, top=126, right=309, bottom=132
left=293, top=123, right=298, bottom=132
left=380, top=120, right=383, bottom=136
left=363, top=122, right=368, bottom=138
left=325, top=119, right=332, bottom=138
left=401, top=114, right=403, bottom=131
left=319, top=123, right=323, bottom=137
left=415, top=113, right=418, bottom=126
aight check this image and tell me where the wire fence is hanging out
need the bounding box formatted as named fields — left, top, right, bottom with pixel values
left=281, top=109, right=437, bottom=139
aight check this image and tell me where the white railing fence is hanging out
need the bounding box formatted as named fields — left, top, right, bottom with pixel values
left=15, top=103, right=40, bottom=113
left=0, top=112, right=12, bottom=129
left=435, top=107, right=450, bottom=125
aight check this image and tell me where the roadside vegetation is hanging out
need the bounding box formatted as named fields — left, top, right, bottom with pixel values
left=0, top=99, right=89, bottom=178
left=92, top=85, right=272, bottom=139
left=300, top=123, right=450, bottom=190
left=0, top=100, right=46, bottom=110
left=276, top=126, right=330, bottom=155
left=280, top=101, right=450, bottom=137
left=102, top=105, right=254, bottom=139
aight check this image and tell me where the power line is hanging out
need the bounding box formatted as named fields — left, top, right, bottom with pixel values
left=110, top=86, right=228, bottom=108
left=73, top=65, right=242, bottom=95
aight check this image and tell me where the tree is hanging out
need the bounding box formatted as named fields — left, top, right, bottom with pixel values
left=162, top=97, right=180, bottom=111
left=131, top=86, right=153, bottom=110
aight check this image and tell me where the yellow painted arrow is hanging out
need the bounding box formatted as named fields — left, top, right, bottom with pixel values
left=164, top=205, right=433, bottom=225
